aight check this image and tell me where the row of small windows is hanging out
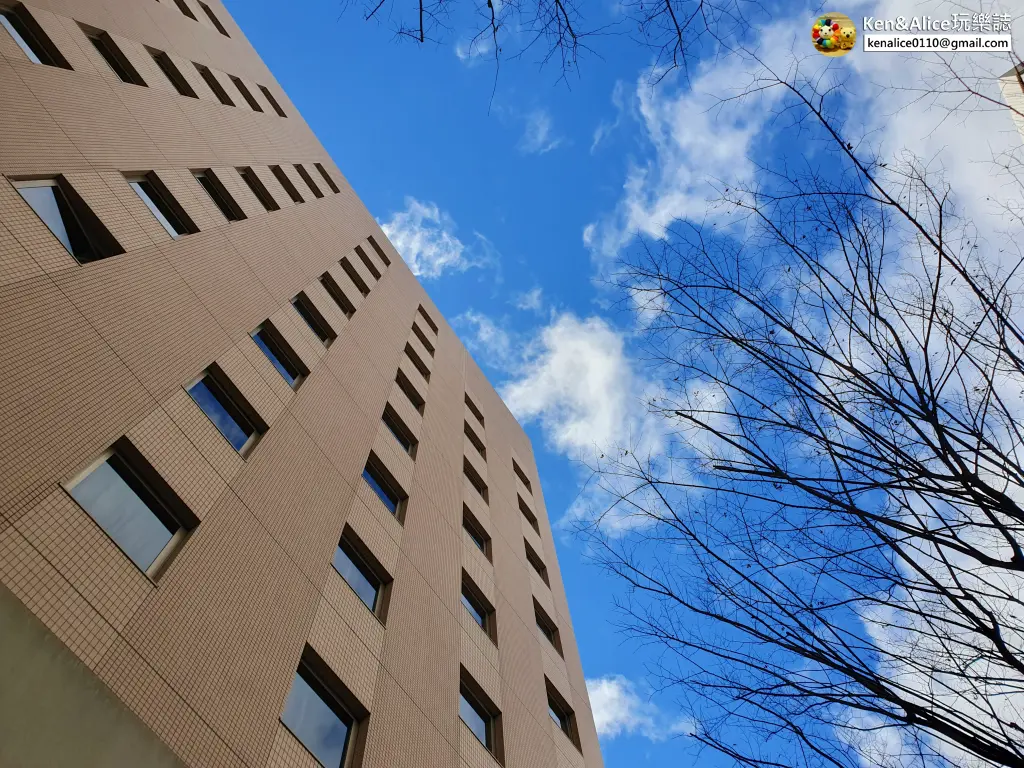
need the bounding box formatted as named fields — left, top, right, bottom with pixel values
left=163, top=0, right=230, bottom=38
left=8, top=163, right=342, bottom=264
left=0, top=4, right=287, bottom=116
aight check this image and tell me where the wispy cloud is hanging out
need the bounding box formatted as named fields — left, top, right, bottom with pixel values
left=587, top=675, right=695, bottom=741
left=455, top=35, right=493, bottom=64
left=519, top=109, right=563, bottom=155
left=513, top=286, right=544, bottom=313
left=591, top=80, right=627, bottom=153
left=380, top=197, right=496, bottom=279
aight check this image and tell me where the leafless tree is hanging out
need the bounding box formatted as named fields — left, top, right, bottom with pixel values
left=580, top=57, right=1024, bottom=767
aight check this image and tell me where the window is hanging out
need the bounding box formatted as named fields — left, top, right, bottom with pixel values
left=459, top=669, right=503, bottom=759
left=411, top=322, right=435, bottom=356
left=173, top=0, right=198, bottom=21
left=194, top=63, right=234, bottom=106
left=193, top=169, right=245, bottom=222
left=270, top=164, right=303, bottom=204
left=315, top=163, right=340, bottom=194
left=198, top=1, right=229, bottom=36
left=381, top=404, right=417, bottom=457
left=148, top=48, right=197, bottom=97
left=126, top=172, right=197, bottom=238
left=368, top=235, right=392, bottom=267
left=281, top=651, right=366, bottom=768
left=362, top=454, right=405, bottom=518
left=292, top=292, right=335, bottom=346
left=14, top=177, right=124, bottom=263
left=66, top=439, right=195, bottom=578
left=83, top=27, right=147, bottom=85
left=186, top=366, right=265, bottom=455
left=230, top=75, right=262, bottom=111
left=461, top=572, right=496, bottom=642
left=395, top=369, right=425, bottom=415
left=339, top=256, right=369, bottom=297
left=534, top=599, right=562, bottom=655
left=524, top=539, right=549, bottom=586
left=512, top=459, right=533, bottom=493
left=404, top=344, right=430, bottom=382
left=463, top=458, right=488, bottom=504
left=294, top=164, right=324, bottom=199
left=251, top=321, right=307, bottom=388
left=259, top=84, right=287, bottom=117
left=464, top=421, right=486, bottom=460
left=333, top=527, right=390, bottom=617
left=319, top=272, right=355, bottom=318
left=1, top=5, right=70, bottom=68
left=545, top=679, right=580, bottom=748
left=354, top=245, right=380, bottom=280
left=518, top=495, right=539, bottom=534
left=465, top=393, right=484, bottom=427
left=463, top=507, right=490, bottom=559
left=237, top=167, right=279, bottom=212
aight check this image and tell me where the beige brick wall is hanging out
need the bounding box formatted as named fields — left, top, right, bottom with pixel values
left=0, top=1, right=603, bottom=767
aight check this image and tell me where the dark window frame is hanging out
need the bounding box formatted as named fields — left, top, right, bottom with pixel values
left=193, top=168, right=246, bottom=222
left=459, top=668, right=504, bottom=762
left=513, top=459, right=533, bottom=493
left=534, top=599, right=563, bottom=656
left=404, top=343, right=430, bottom=382
left=82, top=27, right=147, bottom=86
left=465, top=393, right=485, bottom=427
left=0, top=4, right=71, bottom=68
left=545, top=678, right=581, bottom=749
left=186, top=364, right=266, bottom=456
left=417, top=304, right=439, bottom=334
left=126, top=171, right=198, bottom=237
left=294, top=164, right=324, bottom=199
left=368, top=235, right=392, bottom=267
left=518, top=494, right=540, bottom=534
left=237, top=166, right=279, bottom=212
left=173, top=0, right=198, bottom=21
left=259, top=84, right=287, bottom=117
left=319, top=272, right=355, bottom=318
left=395, top=369, right=425, bottom=415
left=230, top=75, right=262, bottom=111
left=339, top=256, right=370, bottom=297
left=381, top=403, right=417, bottom=458
left=148, top=48, right=197, bottom=97
left=193, top=63, right=234, bottom=106
left=362, top=453, right=407, bottom=521
left=198, top=1, right=230, bottom=36
left=269, top=164, right=303, bottom=204
left=464, top=421, right=486, bottom=460
left=354, top=245, right=380, bottom=280
left=334, top=526, right=392, bottom=621
left=462, top=506, right=491, bottom=560
left=524, top=539, right=550, bottom=586
left=461, top=571, right=497, bottom=643
left=251, top=320, right=308, bottom=389
left=411, top=322, right=435, bottom=356
left=291, top=291, right=336, bottom=347
left=314, top=163, right=340, bottom=194
left=463, top=458, right=489, bottom=504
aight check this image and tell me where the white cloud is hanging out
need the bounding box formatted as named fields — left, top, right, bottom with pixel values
left=587, top=675, right=694, bottom=741
left=380, top=197, right=494, bottom=279
left=591, top=80, right=627, bottom=153
left=455, top=35, right=493, bottom=64
left=513, top=286, right=544, bottom=312
left=519, top=109, right=563, bottom=155
left=454, top=309, right=516, bottom=369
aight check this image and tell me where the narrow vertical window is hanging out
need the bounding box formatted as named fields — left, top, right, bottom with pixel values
left=148, top=48, right=197, bottom=97
left=315, top=163, right=340, bottom=194
left=0, top=5, right=71, bottom=68
left=518, top=495, right=540, bottom=534
left=319, top=272, right=355, bottom=318
left=411, top=322, right=435, bottom=356
left=354, top=245, right=381, bottom=280
left=339, top=257, right=369, bottom=297
left=524, top=539, right=549, bottom=586
left=126, top=172, right=197, bottom=238
left=198, top=1, right=229, bottom=36
left=464, top=421, right=486, bottom=460
left=333, top=527, right=391, bottom=619
left=186, top=366, right=265, bottom=455
left=459, top=668, right=503, bottom=761
left=82, top=27, right=147, bottom=85
left=193, top=169, right=245, bottom=222
left=404, top=343, right=430, bottom=382
left=362, top=454, right=406, bottom=519
left=237, top=167, right=279, bottom=212
left=230, top=76, right=263, bottom=111
left=417, top=304, right=438, bottom=334
left=395, top=370, right=425, bottom=414
left=13, top=177, right=124, bottom=263
left=270, top=165, right=304, bottom=204
left=194, top=63, right=234, bottom=106
left=463, top=458, right=489, bottom=504
left=465, top=393, right=485, bottom=427
left=534, top=599, right=563, bottom=655
left=513, top=459, right=533, bottom=493
left=251, top=321, right=307, bottom=389
left=461, top=572, right=497, bottom=643
left=259, top=84, right=287, bottom=117
left=291, top=292, right=335, bottom=346
left=381, top=404, right=417, bottom=457
left=173, top=0, right=198, bottom=21
left=462, top=507, right=491, bottom=560
left=545, top=679, right=581, bottom=749
left=368, top=235, right=392, bottom=267
left=294, top=164, right=323, bottom=199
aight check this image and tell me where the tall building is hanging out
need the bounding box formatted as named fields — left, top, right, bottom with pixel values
left=0, top=2, right=603, bottom=767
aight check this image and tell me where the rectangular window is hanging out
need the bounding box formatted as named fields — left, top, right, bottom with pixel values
left=83, top=28, right=147, bottom=86
left=404, top=343, right=430, bottom=382
left=461, top=572, right=496, bottom=642
left=411, top=322, right=435, bottom=356
left=463, top=507, right=490, bottom=559
left=463, top=458, right=488, bottom=504
left=270, top=164, right=303, bottom=204
left=13, top=177, right=124, bottom=264
left=292, top=292, right=335, bottom=346
left=417, top=304, right=438, bottom=334
left=148, top=48, right=196, bottom=97
left=193, top=168, right=245, bottom=222
left=251, top=321, right=307, bottom=388
left=66, top=439, right=195, bottom=578
left=237, top=167, right=279, bottom=212
left=173, top=0, right=198, bottom=21
left=339, top=256, right=369, bottom=297
left=524, top=539, right=549, bottom=586
left=512, top=459, right=533, bottom=493
left=198, top=1, right=229, bottom=36
left=534, top=599, right=562, bottom=655
left=230, top=75, right=262, bottom=111
left=395, top=369, right=425, bottom=415
left=319, top=272, right=355, bottom=318
left=354, top=245, right=380, bottom=280
left=333, top=528, right=388, bottom=615
left=126, top=172, right=197, bottom=238
left=368, top=235, right=392, bottom=267
left=194, top=63, right=234, bottom=106
left=294, top=164, right=324, bottom=199
left=545, top=679, right=580, bottom=748
left=362, top=454, right=406, bottom=518
left=281, top=653, right=361, bottom=768
left=464, top=421, right=486, bottom=460
left=315, top=163, right=340, bottom=194
left=186, top=366, right=265, bottom=455
left=465, top=393, right=484, bottom=427
left=382, top=404, right=417, bottom=457
left=459, top=669, right=503, bottom=759
left=259, top=84, right=287, bottom=117
left=518, top=495, right=540, bottom=534
left=1, top=5, right=70, bottom=68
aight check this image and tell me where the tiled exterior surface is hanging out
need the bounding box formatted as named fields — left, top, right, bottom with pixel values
left=0, top=2, right=602, bottom=767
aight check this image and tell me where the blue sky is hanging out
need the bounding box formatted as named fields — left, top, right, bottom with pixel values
left=222, top=1, right=1024, bottom=765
